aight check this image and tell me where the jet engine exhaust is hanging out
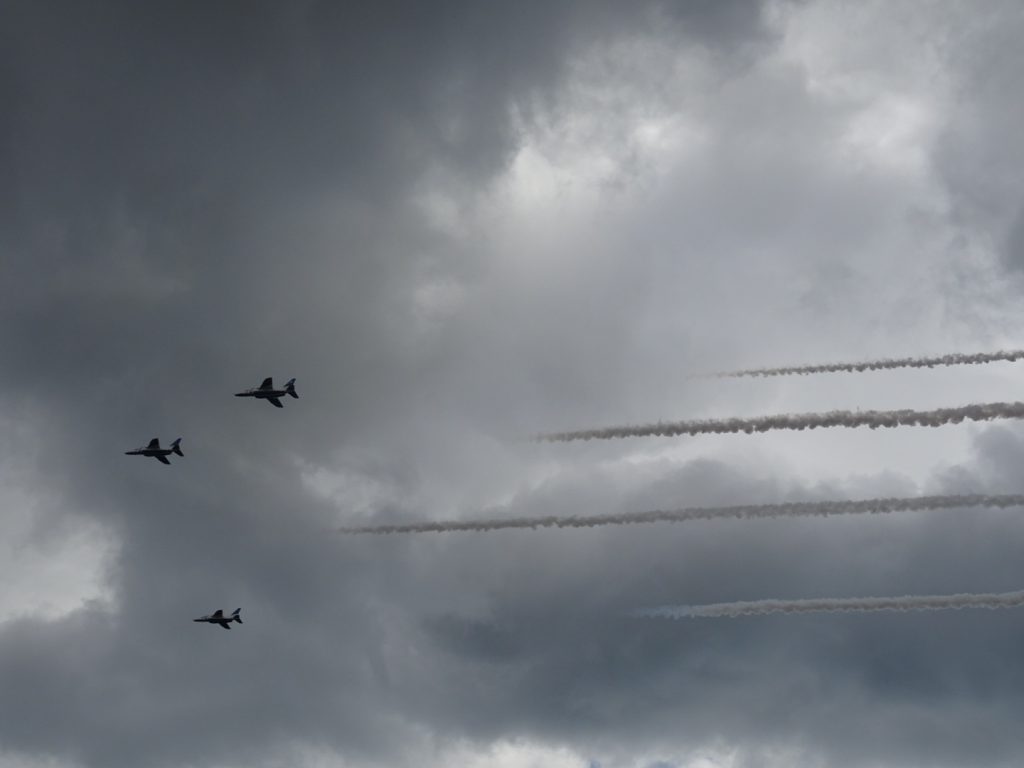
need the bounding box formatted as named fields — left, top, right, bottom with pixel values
left=533, top=401, right=1024, bottom=443
left=337, top=494, right=1024, bottom=535
left=705, top=349, right=1024, bottom=379
left=635, top=590, right=1024, bottom=619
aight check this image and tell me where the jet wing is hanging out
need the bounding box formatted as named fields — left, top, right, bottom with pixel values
left=147, top=438, right=160, bottom=449
left=211, top=609, right=224, bottom=618
left=218, top=621, right=232, bottom=629
left=259, top=377, right=273, bottom=390
left=267, top=396, right=284, bottom=408
left=155, top=455, right=171, bottom=465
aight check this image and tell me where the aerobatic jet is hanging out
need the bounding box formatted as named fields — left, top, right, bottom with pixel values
left=234, top=377, right=298, bottom=408
left=194, top=608, right=242, bottom=629
left=125, top=438, right=183, bottom=465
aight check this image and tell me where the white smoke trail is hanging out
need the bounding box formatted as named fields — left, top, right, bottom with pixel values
left=636, top=590, right=1024, bottom=619
left=533, top=401, right=1024, bottom=443
left=708, top=349, right=1024, bottom=379
left=338, top=494, right=1024, bottom=535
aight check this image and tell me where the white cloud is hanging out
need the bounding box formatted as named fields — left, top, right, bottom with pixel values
left=0, top=421, right=115, bottom=624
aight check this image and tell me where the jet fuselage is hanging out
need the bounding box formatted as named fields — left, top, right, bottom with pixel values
left=234, top=378, right=298, bottom=408
left=125, top=447, right=175, bottom=458
left=194, top=609, right=242, bottom=629
left=125, top=438, right=183, bottom=465
left=237, top=388, right=290, bottom=399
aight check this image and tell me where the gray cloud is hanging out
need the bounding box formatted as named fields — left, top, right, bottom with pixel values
left=931, top=2, right=1024, bottom=271
left=5, top=2, right=1024, bottom=768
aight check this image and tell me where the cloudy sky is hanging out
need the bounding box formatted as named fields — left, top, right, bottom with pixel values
left=4, top=1, right=1024, bottom=766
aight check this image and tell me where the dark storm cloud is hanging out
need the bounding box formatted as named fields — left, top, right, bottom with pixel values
left=0, top=2, right=781, bottom=768
left=7, top=1, right=1024, bottom=767
left=388, top=442, right=1024, bottom=768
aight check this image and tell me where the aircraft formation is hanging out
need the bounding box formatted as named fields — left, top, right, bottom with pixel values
left=123, top=353, right=1024, bottom=629
left=126, top=376, right=299, bottom=629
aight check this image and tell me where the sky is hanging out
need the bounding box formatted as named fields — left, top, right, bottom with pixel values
left=3, top=1, right=1024, bottom=766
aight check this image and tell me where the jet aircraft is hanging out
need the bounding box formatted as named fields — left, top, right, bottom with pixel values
left=125, top=437, right=183, bottom=465
left=234, top=377, right=298, bottom=408
left=194, top=608, right=242, bottom=629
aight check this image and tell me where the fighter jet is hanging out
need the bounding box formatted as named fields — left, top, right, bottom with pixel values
left=194, top=608, right=242, bottom=629
left=125, top=437, right=183, bottom=465
left=234, top=377, right=298, bottom=408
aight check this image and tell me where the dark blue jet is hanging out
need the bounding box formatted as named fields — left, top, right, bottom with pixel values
left=234, top=377, right=298, bottom=408
left=194, top=608, right=242, bottom=629
left=125, top=437, right=183, bottom=465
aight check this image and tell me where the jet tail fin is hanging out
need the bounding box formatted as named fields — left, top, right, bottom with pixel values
left=285, top=378, right=298, bottom=399
left=171, top=438, right=184, bottom=457
left=232, top=608, right=242, bottom=624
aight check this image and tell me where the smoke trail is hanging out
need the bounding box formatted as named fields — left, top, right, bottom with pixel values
left=708, top=349, right=1024, bottom=379
left=338, top=494, right=1024, bottom=535
left=533, top=401, right=1024, bottom=443
left=636, top=590, right=1024, bottom=619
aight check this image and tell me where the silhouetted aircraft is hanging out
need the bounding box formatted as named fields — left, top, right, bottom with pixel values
left=194, top=608, right=242, bottom=629
left=234, top=377, right=298, bottom=408
left=125, top=438, right=183, bottom=465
